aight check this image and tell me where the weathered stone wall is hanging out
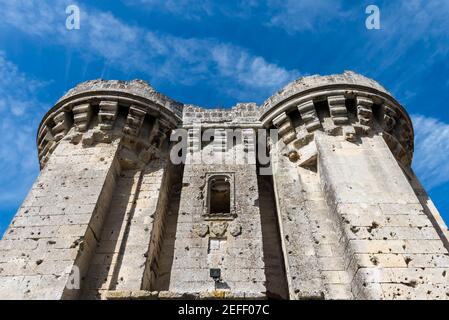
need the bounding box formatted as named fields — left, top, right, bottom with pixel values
left=265, top=72, right=449, bottom=299
left=317, top=133, right=449, bottom=299
left=166, top=126, right=267, bottom=297
left=182, top=103, right=260, bottom=125
left=408, top=169, right=449, bottom=252
left=1, top=73, right=448, bottom=300
left=0, top=137, right=119, bottom=299
left=81, top=158, right=170, bottom=299
left=256, top=174, right=289, bottom=299
left=271, top=148, right=325, bottom=299
left=0, top=80, right=180, bottom=299
left=151, top=165, right=184, bottom=291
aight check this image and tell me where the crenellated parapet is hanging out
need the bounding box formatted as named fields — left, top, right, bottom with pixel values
left=58, top=79, right=183, bottom=117
left=37, top=80, right=182, bottom=168
left=260, top=71, right=414, bottom=167
left=37, top=72, right=415, bottom=169
left=182, top=103, right=260, bottom=127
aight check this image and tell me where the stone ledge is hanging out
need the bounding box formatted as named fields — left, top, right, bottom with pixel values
left=105, top=290, right=267, bottom=300
left=58, top=79, right=184, bottom=118
left=261, top=71, right=389, bottom=113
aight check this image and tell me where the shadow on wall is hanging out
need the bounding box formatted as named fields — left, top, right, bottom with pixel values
left=151, top=164, right=184, bottom=291
left=257, top=173, right=289, bottom=300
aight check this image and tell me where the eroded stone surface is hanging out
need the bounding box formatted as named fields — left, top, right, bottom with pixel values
left=1, top=72, right=448, bottom=300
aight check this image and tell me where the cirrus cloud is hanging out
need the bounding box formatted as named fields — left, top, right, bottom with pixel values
left=412, top=114, right=449, bottom=190
left=0, top=0, right=298, bottom=103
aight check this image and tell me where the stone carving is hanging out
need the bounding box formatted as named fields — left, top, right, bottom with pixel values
left=123, top=105, right=146, bottom=138
left=383, top=104, right=397, bottom=133
left=356, top=96, right=374, bottom=127
left=210, top=222, right=228, bottom=237
left=52, top=111, right=71, bottom=141
left=288, top=150, right=300, bottom=162
left=297, top=100, right=321, bottom=132
left=342, top=126, right=357, bottom=142
left=327, top=95, right=349, bottom=125
left=72, top=103, right=92, bottom=132
left=149, top=118, right=170, bottom=149
left=192, top=224, right=209, bottom=238
left=272, top=112, right=296, bottom=145
left=229, top=223, right=242, bottom=237
left=98, top=101, right=118, bottom=131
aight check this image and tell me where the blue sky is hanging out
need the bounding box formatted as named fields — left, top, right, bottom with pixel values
left=0, top=0, right=449, bottom=235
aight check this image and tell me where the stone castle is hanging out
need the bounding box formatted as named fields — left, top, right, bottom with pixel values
left=1, top=71, right=448, bottom=300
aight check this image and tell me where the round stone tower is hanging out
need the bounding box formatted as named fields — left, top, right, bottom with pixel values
left=261, top=71, right=449, bottom=299
left=1, top=80, right=182, bottom=299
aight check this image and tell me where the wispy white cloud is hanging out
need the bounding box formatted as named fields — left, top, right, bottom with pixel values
left=124, top=0, right=350, bottom=32
left=0, top=0, right=298, bottom=102
left=266, top=0, right=352, bottom=33
left=412, top=114, right=449, bottom=190
left=382, top=1, right=449, bottom=47
left=360, top=0, right=449, bottom=74
left=124, top=0, right=215, bottom=20
left=123, top=0, right=259, bottom=20
left=0, top=52, right=48, bottom=206
left=121, top=0, right=449, bottom=54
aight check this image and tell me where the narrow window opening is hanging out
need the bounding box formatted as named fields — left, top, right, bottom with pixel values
left=209, top=177, right=230, bottom=214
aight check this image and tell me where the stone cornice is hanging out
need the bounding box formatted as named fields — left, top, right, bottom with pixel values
left=260, top=85, right=411, bottom=128
left=261, top=71, right=389, bottom=113
left=57, top=79, right=184, bottom=117
left=37, top=72, right=415, bottom=168
left=37, top=92, right=180, bottom=169
left=267, top=87, right=414, bottom=167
